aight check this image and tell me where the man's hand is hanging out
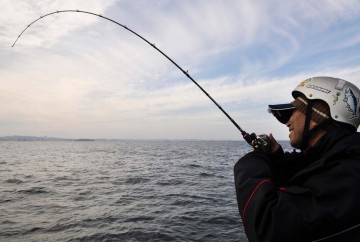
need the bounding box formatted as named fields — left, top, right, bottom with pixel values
left=268, top=133, right=281, bottom=153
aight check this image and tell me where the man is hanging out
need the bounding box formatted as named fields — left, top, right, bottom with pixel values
left=234, top=77, right=360, bottom=242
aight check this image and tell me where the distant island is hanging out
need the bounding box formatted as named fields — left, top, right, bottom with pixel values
left=0, top=136, right=94, bottom=141
left=0, top=135, right=287, bottom=142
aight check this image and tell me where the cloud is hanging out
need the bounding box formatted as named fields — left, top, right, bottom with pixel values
left=1, top=0, right=360, bottom=139
left=2, top=0, right=116, bottom=47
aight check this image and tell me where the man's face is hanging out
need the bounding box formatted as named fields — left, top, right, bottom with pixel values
left=286, top=107, right=322, bottom=149
left=286, top=109, right=306, bottom=148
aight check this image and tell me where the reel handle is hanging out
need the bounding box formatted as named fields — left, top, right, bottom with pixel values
left=242, top=132, right=271, bottom=152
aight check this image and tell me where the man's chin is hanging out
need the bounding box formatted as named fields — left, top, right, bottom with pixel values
left=290, top=139, right=301, bottom=149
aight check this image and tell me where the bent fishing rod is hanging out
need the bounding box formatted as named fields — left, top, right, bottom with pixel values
left=12, top=9, right=269, bottom=151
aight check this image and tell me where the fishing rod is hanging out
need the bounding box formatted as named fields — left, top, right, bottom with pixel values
left=12, top=9, right=269, bottom=150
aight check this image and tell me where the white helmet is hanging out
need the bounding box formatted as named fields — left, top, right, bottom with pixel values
left=292, top=77, right=359, bottom=130
left=268, top=76, right=360, bottom=130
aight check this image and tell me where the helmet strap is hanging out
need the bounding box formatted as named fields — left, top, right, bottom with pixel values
left=300, top=101, right=313, bottom=150
left=300, top=101, right=332, bottom=151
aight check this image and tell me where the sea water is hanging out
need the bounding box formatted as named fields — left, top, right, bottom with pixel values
left=0, top=140, right=292, bottom=242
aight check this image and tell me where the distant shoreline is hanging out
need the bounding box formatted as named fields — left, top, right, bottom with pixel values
left=0, top=136, right=81, bottom=141
left=0, top=135, right=290, bottom=142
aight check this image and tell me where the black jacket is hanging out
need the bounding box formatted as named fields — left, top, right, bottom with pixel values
left=234, top=129, right=360, bottom=242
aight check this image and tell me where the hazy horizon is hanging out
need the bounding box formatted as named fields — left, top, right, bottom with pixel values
left=2, top=1, right=360, bottom=140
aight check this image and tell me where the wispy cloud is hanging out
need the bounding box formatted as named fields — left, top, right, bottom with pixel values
left=1, top=0, right=360, bottom=139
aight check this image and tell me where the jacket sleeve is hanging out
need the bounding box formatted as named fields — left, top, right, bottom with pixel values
left=234, top=150, right=360, bottom=242
left=234, top=151, right=305, bottom=242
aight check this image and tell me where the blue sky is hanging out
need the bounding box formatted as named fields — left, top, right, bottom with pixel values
left=1, top=0, right=360, bottom=140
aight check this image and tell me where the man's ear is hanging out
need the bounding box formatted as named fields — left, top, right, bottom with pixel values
left=309, top=119, right=319, bottom=130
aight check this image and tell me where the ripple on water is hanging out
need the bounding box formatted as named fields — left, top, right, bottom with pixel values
left=4, top=178, right=24, bottom=184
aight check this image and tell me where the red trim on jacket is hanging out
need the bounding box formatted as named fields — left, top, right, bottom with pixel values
left=242, top=179, right=273, bottom=230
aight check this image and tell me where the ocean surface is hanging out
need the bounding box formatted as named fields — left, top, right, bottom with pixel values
left=0, top=140, right=292, bottom=242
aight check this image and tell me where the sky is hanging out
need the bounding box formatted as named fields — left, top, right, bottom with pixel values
left=1, top=0, right=360, bottom=140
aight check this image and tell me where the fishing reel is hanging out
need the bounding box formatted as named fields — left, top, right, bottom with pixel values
left=252, top=134, right=271, bottom=152
left=243, top=132, right=271, bottom=152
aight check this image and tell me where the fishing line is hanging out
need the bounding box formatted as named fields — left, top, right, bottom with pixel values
left=12, top=9, right=265, bottom=147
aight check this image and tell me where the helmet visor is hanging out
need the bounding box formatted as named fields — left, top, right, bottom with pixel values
left=268, top=103, right=295, bottom=124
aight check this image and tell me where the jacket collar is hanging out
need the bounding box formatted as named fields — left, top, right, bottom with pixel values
left=290, top=129, right=359, bottom=182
